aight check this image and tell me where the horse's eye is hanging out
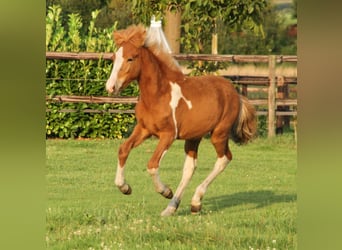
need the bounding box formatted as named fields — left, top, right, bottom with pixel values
left=127, top=58, right=133, bottom=62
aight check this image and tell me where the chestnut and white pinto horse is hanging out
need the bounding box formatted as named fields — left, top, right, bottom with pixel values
left=106, top=25, right=256, bottom=216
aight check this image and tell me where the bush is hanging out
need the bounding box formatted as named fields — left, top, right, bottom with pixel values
left=46, top=5, right=290, bottom=139
left=46, top=5, right=137, bottom=139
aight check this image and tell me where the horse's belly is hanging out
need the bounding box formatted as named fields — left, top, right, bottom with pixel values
left=177, top=115, right=217, bottom=139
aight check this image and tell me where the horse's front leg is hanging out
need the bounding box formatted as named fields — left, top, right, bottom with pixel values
left=147, top=133, right=175, bottom=200
left=115, top=124, right=151, bottom=195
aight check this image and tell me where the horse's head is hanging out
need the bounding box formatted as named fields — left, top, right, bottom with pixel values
left=106, top=25, right=146, bottom=95
left=105, top=43, right=141, bottom=95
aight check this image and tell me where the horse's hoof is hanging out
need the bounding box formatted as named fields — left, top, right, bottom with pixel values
left=190, top=204, right=202, bottom=214
left=119, top=183, right=132, bottom=195
left=161, top=206, right=176, bottom=217
left=161, top=186, right=173, bottom=199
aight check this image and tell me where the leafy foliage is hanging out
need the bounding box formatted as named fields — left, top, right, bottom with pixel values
left=131, top=0, right=269, bottom=74
left=46, top=2, right=296, bottom=139
left=45, top=0, right=132, bottom=31
left=46, top=5, right=137, bottom=139
left=131, top=0, right=296, bottom=74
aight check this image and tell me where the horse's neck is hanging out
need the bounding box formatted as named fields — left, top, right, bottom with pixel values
left=138, top=48, right=170, bottom=99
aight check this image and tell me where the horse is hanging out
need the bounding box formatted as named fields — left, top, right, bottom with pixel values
left=105, top=24, right=257, bottom=216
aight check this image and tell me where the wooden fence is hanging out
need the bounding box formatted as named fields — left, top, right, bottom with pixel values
left=46, top=52, right=297, bottom=138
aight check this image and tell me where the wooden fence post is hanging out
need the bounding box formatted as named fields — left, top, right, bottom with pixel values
left=268, top=55, right=276, bottom=138
left=276, top=75, right=290, bottom=134
left=241, top=85, right=248, bottom=96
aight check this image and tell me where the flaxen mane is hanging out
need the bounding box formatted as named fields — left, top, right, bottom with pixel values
left=114, top=24, right=182, bottom=76
left=144, top=28, right=182, bottom=75
left=113, top=24, right=146, bottom=48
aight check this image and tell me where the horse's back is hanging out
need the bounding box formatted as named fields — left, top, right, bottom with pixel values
left=174, top=75, right=240, bottom=139
left=181, top=75, right=239, bottom=108
left=183, top=75, right=237, bottom=96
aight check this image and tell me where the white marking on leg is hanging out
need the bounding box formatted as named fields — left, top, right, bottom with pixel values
left=147, top=168, right=166, bottom=193
left=191, top=156, right=229, bottom=207
left=173, top=155, right=196, bottom=198
left=161, top=155, right=197, bottom=216
left=106, top=47, right=124, bottom=93
left=115, top=161, right=125, bottom=187
left=169, top=82, right=192, bottom=138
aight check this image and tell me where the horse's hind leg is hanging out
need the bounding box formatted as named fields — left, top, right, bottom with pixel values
left=161, top=139, right=201, bottom=216
left=191, top=133, right=232, bottom=214
left=115, top=124, right=151, bottom=195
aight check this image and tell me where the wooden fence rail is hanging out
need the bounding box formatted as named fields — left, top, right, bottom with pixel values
left=46, top=95, right=296, bottom=107
left=46, top=95, right=296, bottom=115
left=46, top=51, right=297, bottom=63
left=46, top=95, right=138, bottom=104
left=46, top=52, right=297, bottom=137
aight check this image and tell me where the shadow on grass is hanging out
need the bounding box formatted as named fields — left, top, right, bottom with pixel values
left=176, top=190, right=296, bottom=215
left=201, top=190, right=296, bottom=212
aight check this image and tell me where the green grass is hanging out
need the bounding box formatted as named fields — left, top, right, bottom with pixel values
left=46, top=134, right=297, bottom=249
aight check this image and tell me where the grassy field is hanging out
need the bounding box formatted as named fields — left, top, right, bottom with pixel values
left=46, top=134, right=297, bottom=249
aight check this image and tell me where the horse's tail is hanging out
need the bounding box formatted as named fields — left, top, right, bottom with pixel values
left=231, top=95, right=257, bottom=144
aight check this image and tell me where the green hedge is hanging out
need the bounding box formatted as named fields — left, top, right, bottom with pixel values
left=46, top=5, right=273, bottom=139
left=46, top=5, right=137, bottom=139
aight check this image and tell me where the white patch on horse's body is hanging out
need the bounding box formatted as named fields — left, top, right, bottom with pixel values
left=169, top=82, right=192, bottom=138
left=106, top=47, right=124, bottom=93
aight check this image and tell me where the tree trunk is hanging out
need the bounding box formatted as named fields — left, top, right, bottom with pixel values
left=164, top=6, right=181, bottom=53
left=211, top=18, right=218, bottom=55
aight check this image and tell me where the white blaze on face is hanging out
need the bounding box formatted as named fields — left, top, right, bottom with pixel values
left=169, top=82, right=192, bottom=138
left=106, top=47, right=124, bottom=94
